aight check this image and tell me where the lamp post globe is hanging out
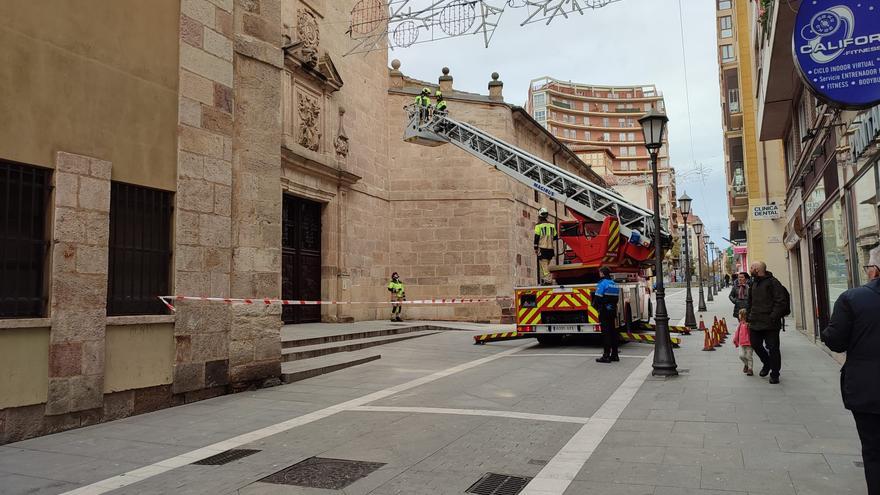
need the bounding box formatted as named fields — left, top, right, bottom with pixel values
left=677, top=193, right=696, bottom=330
left=704, top=235, right=714, bottom=302
left=638, top=109, right=677, bottom=377
left=692, top=221, right=707, bottom=312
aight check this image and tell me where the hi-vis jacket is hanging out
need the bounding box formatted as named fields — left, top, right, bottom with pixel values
left=387, top=280, right=405, bottom=298
left=534, top=222, right=557, bottom=250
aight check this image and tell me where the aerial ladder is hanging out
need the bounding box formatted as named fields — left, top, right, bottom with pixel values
left=404, top=108, right=684, bottom=345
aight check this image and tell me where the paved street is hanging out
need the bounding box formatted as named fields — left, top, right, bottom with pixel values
left=0, top=289, right=867, bottom=495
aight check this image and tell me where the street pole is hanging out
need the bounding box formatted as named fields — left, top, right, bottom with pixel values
left=705, top=235, right=714, bottom=303
left=678, top=194, right=696, bottom=329
left=639, top=109, right=677, bottom=377
left=694, top=223, right=707, bottom=312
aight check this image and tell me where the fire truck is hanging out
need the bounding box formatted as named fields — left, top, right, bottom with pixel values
left=404, top=107, right=674, bottom=345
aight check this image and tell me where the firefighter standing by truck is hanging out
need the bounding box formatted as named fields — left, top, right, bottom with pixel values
left=534, top=208, right=557, bottom=285
left=594, top=266, right=621, bottom=363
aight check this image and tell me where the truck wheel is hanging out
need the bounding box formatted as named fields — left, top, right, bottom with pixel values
left=536, top=334, right=563, bottom=346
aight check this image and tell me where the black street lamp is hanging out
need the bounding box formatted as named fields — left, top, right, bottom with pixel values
left=716, top=248, right=723, bottom=289
left=704, top=235, right=714, bottom=302
left=678, top=193, right=697, bottom=329
left=692, top=221, right=707, bottom=312
left=709, top=241, right=718, bottom=296
left=639, top=109, right=677, bottom=377
left=708, top=240, right=717, bottom=296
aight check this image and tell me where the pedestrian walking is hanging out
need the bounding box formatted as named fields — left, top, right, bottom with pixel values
left=746, top=261, right=790, bottom=384
left=724, top=273, right=730, bottom=288
left=387, top=272, right=405, bottom=322
left=594, top=266, right=620, bottom=363
left=733, top=308, right=753, bottom=376
left=728, top=271, right=750, bottom=319
left=821, top=246, right=880, bottom=495
left=534, top=207, right=557, bottom=285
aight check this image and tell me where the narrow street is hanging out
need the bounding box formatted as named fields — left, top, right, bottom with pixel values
left=0, top=291, right=865, bottom=494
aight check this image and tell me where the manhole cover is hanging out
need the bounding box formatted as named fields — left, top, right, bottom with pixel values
left=466, top=473, right=531, bottom=495
left=854, top=460, right=865, bottom=467
left=192, top=449, right=261, bottom=465
left=260, top=457, right=385, bottom=489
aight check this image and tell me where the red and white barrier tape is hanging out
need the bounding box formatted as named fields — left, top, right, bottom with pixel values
left=158, top=295, right=512, bottom=312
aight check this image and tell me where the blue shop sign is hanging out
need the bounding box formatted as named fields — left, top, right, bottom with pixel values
left=793, top=1, right=880, bottom=109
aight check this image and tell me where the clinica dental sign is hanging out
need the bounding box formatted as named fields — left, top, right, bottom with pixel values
left=793, top=1, right=880, bottom=109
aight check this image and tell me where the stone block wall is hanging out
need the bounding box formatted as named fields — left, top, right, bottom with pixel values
left=47, top=152, right=112, bottom=415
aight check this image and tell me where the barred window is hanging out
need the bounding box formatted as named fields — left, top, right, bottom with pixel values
left=0, top=161, right=51, bottom=318
left=107, top=182, right=172, bottom=315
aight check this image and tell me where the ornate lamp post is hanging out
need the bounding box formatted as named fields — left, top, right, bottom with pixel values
left=704, top=235, right=714, bottom=302
left=692, top=221, right=707, bottom=312
left=678, top=193, right=697, bottom=329
left=716, top=247, right=724, bottom=288
left=708, top=240, right=717, bottom=296
left=638, top=109, right=677, bottom=377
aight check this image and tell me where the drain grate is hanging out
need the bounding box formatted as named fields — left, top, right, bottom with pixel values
left=192, top=449, right=261, bottom=465
left=855, top=460, right=865, bottom=467
left=466, top=473, right=531, bottom=495
left=260, top=457, right=385, bottom=489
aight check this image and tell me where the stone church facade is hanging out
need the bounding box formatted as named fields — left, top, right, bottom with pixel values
left=0, top=0, right=604, bottom=443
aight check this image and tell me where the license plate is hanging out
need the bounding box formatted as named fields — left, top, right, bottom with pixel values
left=553, top=325, right=578, bottom=333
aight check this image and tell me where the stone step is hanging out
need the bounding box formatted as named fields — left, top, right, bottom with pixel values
left=281, top=351, right=381, bottom=384
left=281, top=330, right=439, bottom=362
left=281, top=324, right=442, bottom=349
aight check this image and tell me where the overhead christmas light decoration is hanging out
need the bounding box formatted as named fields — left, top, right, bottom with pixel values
left=346, top=0, right=623, bottom=55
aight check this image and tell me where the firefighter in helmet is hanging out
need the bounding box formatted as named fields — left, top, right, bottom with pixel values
left=387, top=272, right=406, bottom=322
left=534, top=207, right=557, bottom=285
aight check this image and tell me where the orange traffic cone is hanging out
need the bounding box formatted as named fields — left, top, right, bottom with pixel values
left=700, top=317, right=715, bottom=351
left=721, top=317, right=729, bottom=336
left=713, top=321, right=723, bottom=347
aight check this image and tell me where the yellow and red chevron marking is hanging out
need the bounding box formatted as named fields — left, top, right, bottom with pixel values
left=619, top=332, right=681, bottom=347
left=473, top=331, right=528, bottom=344
left=602, top=218, right=621, bottom=263
left=516, top=287, right=599, bottom=326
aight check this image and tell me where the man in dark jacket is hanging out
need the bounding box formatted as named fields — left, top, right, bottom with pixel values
left=821, top=247, right=880, bottom=495
left=747, top=262, right=787, bottom=384
left=729, top=271, right=750, bottom=319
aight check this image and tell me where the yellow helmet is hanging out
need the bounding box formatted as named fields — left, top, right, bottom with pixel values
left=421, top=88, right=430, bottom=95
left=435, top=90, right=443, bottom=97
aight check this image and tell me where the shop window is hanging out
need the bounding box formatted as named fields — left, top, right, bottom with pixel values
left=107, top=182, right=173, bottom=315
left=821, top=200, right=849, bottom=312
left=851, top=166, right=880, bottom=285
left=0, top=161, right=51, bottom=318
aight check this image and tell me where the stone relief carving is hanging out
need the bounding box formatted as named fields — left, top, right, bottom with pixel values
left=298, top=93, right=321, bottom=151
left=296, top=9, right=320, bottom=66
left=334, top=107, right=349, bottom=160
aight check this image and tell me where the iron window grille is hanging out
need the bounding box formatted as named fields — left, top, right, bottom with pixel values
left=0, top=161, right=51, bottom=318
left=107, top=182, right=172, bottom=316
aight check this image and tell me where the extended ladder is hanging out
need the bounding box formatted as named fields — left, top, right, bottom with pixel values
left=404, top=108, right=667, bottom=246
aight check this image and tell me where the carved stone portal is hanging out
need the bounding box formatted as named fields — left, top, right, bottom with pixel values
left=298, top=93, right=321, bottom=151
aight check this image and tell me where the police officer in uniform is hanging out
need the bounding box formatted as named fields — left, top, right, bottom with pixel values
left=594, top=266, right=621, bottom=363
left=387, top=272, right=406, bottom=322
left=534, top=208, right=557, bottom=285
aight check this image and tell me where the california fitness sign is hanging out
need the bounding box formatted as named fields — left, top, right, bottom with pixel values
left=794, top=1, right=880, bottom=109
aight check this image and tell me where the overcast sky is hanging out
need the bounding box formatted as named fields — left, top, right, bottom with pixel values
left=388, top=0, right=729, bottom=248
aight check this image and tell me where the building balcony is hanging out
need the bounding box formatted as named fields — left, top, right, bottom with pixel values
left=541, top=85, right=664, bottom=105
left=757, top=0, right=800, bottom=140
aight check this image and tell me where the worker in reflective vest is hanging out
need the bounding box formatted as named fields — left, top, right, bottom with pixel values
left=534, top=208, right=557, bottom=285
left=415, top=88, right=431, bottom=122
left=594, top=266, right=621, bottom=363
left=387, top=272, right=405, bottom=322
left=435, top=90, right=447, bottom=115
